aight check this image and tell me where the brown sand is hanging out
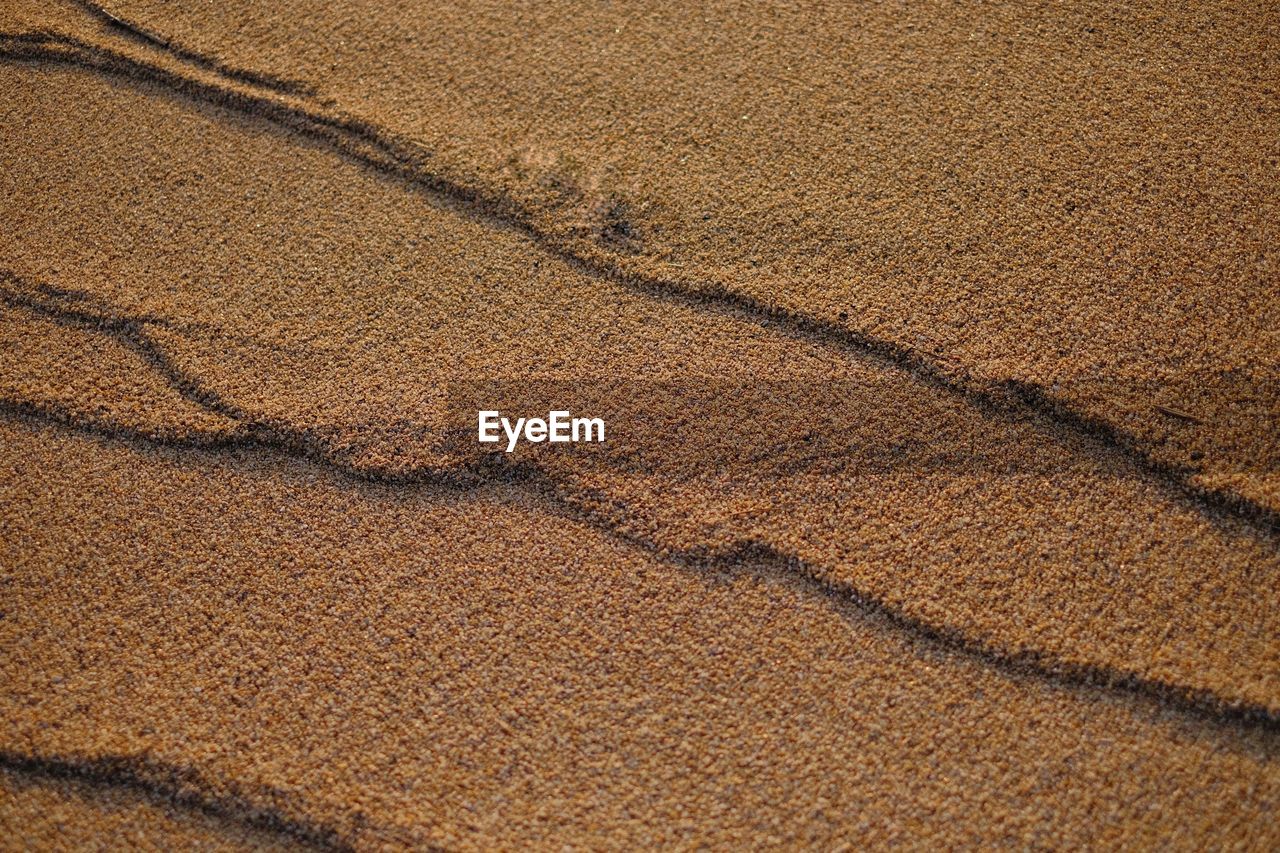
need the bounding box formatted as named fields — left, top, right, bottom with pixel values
left=0, top=765, right=295, bottom=851
left=4, top=0, right=1276, bottom=514
left=1, top=0, right=1279, bottom=848
left=4, top=417, right=1280, bottom=848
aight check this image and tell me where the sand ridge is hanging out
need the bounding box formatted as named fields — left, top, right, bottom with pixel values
left=0, top=762, right=309, bottom=851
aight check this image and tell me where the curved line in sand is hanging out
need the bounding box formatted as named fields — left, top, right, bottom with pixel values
left=1, top=28, right=1274, bottom=536
left=4, top=391, right=1279, bottom=733
left=0, top=750, right=358, bottom=850
left=67, top=0, right=318, bottom=96
left=3, top=279, right=1278, bottom=730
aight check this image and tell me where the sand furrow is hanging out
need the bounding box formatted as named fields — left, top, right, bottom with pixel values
left=3, top=412, right=1279, bottom=847
left=67, top=0, right=317, bottom=96
left=3, top=369, right=1278, bottom=729
left=1, top=13, right=1275, bottom=528
left=2, top=53, right=1277, bottom=779
left=0, top=752, right=349, bottom=850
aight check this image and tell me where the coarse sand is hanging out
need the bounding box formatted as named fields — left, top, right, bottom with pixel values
left=1, top=0, right=1278, bottom=848
left=0, top=765, right=297, bottom=851
left=5, top=0, right=1276, bottom=512
left=3, top=417, right=1280, bottom=848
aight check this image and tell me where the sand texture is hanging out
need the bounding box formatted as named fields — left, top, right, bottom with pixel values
left=0, top=765, right=295, bottom=851
left=1, top=0, right=1278, bottom=848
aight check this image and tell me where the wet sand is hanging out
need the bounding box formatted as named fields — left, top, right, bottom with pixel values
left=1, top=0, right=1278, bottom=848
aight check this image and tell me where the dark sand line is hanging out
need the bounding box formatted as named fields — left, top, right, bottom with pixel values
left=0, top=31, right=1275, bottom=534
left=67, top=0, right=318, bottom=96
left=2, top=287, right=1277, bottom=731
left=0, top=395, right=247, bottom=448
left=13, top=278, right=310, bottom=353
left=0, top=277, right=479, bottom=482
left=0, top=751, right=356, bottom=850
left=6, top=397, right=1280, bottom=736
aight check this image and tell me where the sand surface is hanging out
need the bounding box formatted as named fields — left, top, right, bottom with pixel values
left=1, top=0, right=1278, bottom=848
left=0, top=764, right=294, bottom=851
left=4, top=417, right=1280, bottom=848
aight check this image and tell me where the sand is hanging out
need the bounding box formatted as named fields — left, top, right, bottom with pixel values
left=4, top=417, right=1279, bottom=848
left=1, top=0, right=1278, bottom=848
left=1, top=765, right=295, bottom=851
left=5, top=0, right=1276, bottom=514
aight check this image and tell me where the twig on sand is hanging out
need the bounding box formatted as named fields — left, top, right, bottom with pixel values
left=1154, top=403, right=1202, bottom=424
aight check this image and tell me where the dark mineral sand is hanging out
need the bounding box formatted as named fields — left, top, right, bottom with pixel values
left=1, top=0, right=1278, bottom=848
